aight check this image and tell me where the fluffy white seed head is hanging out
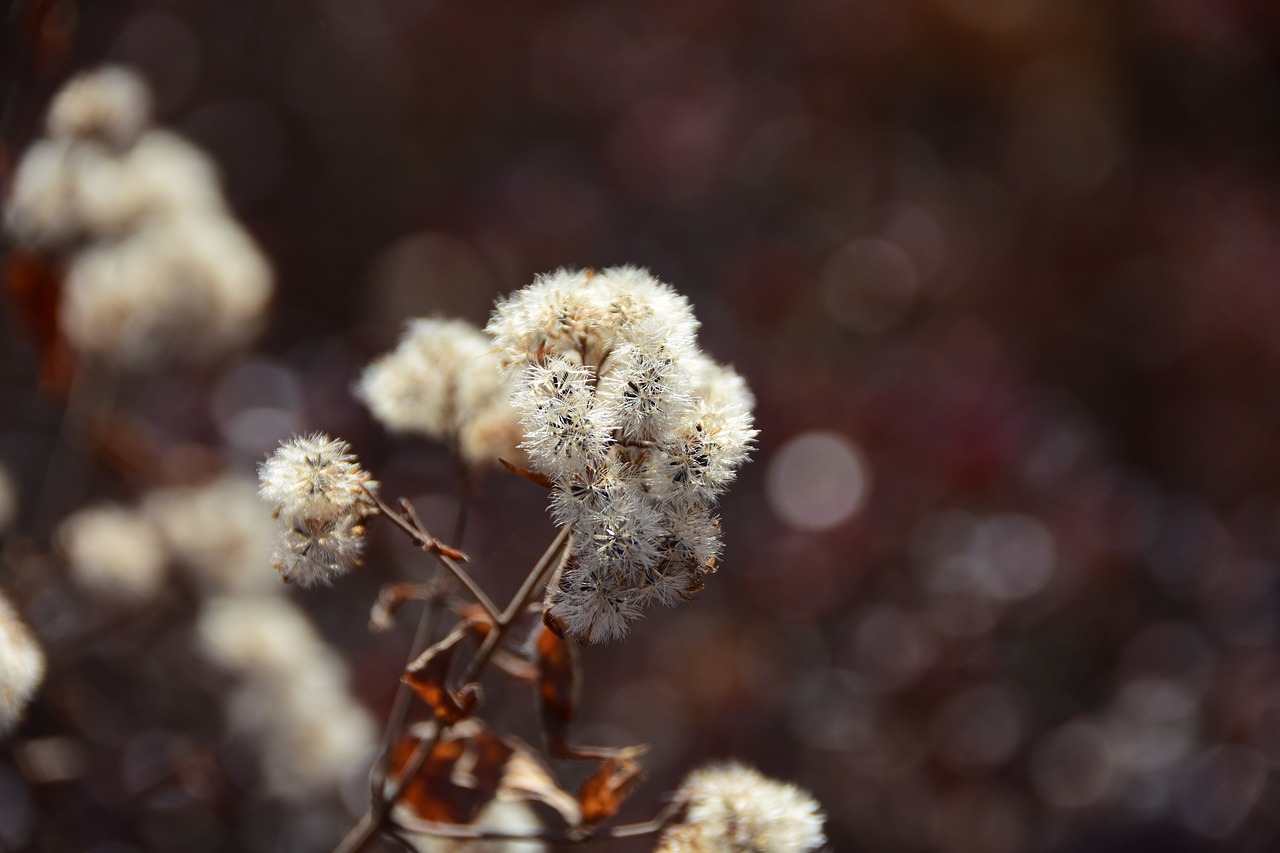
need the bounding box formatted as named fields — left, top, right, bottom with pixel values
left=358, top=318, right=490, bottom=437
left=4, top=138, right=110, bottom=247
left=258, top=433, right=377, bottom=524
left=197, top=595, right=374, bottom=798
left=271, top=514, right=367, bottom=588
left=358, top=318, right=522, bottom=469
left=596, top=341, right=694, bottom=442
left=46, top=66, right=151, bottom=149
left=489, top=268, right=755, bottom=643
left=645, top=401, right=757, bottom=506
left=0, top=593, right=45, bottom=736
left=545, top=565, right=643, bottom=645
left=57, top=505, right=168, bottom=603
left=144, top=475, right=279, bottom=595
left=485, top=266, right=698, bottom=373
left=514, top=357, right=614, bottom=478
left=60, top=211, right=271, bottom=365
left=4, top=69, right=273, bottom=367
left=657, top=763, right=826, bottom=853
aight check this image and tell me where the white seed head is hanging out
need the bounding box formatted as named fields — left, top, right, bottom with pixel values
left=60, top=211, right=271, bottom=365
left=258, top=433, right=377, bottom=524
left=197, top=595, right=374, bottom=798
left=488, top=268, right=755, bottom=643
left=4, top=138, right=109, bottom=247
left=596, top=341, right=694, bottom=442
left=545, top=566, right=643, bottom=644
left=514, top=358, right=614, bottom=478
left=657, top=763, right=826, bottom=853
left=646, top=402, right=757, bottom=505
left=144, top=474, right=279, bottom=595
left=0, top=593, right=45, bottom=736
left=57, top=505, right=168, bottom=603
left=46, top=66, right=151, bottom=149
left=271, top=513, right=367, bottom=588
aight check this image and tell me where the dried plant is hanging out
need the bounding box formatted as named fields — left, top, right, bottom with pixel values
left=256, top=268, right=824, bottom=852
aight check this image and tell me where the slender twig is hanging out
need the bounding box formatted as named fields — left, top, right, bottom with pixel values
left=459, top=526, right=571, bottom=685
left=335, top=527, right=574, bottom=853
left=366, top=490, right=501, bottom=623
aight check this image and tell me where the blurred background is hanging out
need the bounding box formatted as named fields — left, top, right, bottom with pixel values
left=6, top=0, right=1280, bottom=850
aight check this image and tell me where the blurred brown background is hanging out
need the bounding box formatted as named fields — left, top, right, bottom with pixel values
left=7, top=0, right=1280, bottom=850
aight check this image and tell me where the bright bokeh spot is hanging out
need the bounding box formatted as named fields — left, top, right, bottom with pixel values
left=767, top=431, right=870, bottom=531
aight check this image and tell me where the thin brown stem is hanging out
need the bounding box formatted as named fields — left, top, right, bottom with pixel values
left=367, top=491, right=501, bottom=623
left=458, top=526, right=571, bottom=685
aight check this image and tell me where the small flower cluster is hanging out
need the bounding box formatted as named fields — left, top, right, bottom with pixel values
left=357, top=318, right=524, bottom=470
left=656, top=763, right=826, bottom=853
left=258, top=433, right=378, bottom=587
left=3, top=66, right=272, bottom=366
left=486, top=267, right=756, bottom=642
left=0, top=593, right=45, bottom=736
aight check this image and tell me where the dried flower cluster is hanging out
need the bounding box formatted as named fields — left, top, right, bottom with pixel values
left=55, top=474, right=281, bottom=602
left=57, top=504, right=168, bottom=603
left=258, top=433, right=378, bottom=587
left=0, top=593, right=45, bottom=736
left=656, top=763, right=826, bottom=853
left=357, top=318, right=524, bottom=470
left=486, top=267, right=756, bottom=642
left=3, top=66, right=273, bottom=366
left=197, top=595, right=375, bottom=798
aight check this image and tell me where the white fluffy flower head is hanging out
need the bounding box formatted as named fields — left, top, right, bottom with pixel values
left=487, top=267, right=756, bottom=643
left=357, top=318, right=523, bottom=469
left=0, top=593, right=45, bottom=736
left=258, top=433, right=377, bottom=587
left=657, top=763, right=826, bottom=853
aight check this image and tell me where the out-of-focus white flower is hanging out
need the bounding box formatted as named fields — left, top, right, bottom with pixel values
left=258, top=433, right=377, bottom=587
left=0, top=593, right=45, bottom=736
left=197, top=595, right=375, bottom=798
left=3, top=66, right=274, bottom=367
left=656, top=763, right=826, bottom=853
left=357, top=318, right=523, bottom=469
left=57, top=505, right=168, bottom=603
left=144, top=474, right=279, bottom=595
left=45, top=66, right=151, bottom=149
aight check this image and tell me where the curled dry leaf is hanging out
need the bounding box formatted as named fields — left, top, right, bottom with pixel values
left=579, top=754, right=644, bottom=826
left=403, top=618, right=482, bottom=724
left=390, top=720, right=512, bottom=825
left=369, top=581, right=436, bottom=632
left=534, top=622, right=647, bottom=762
left=390, top=720, right=584, bottom=831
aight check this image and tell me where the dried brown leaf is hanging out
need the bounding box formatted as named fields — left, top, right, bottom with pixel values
left=369, top=582, right=435, bottom=632
left=403, top=620, right=482, bottom=724
left=499, top=457, right=554, bottom=489
left=390, top=720, right=513, bottom=826
left=534, top=623, right=646, bottom=761
left=578, top=754, right=644, bottom=826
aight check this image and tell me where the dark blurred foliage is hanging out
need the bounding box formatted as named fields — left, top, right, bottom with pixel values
left=7, top=0, right=1280, bottom=850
